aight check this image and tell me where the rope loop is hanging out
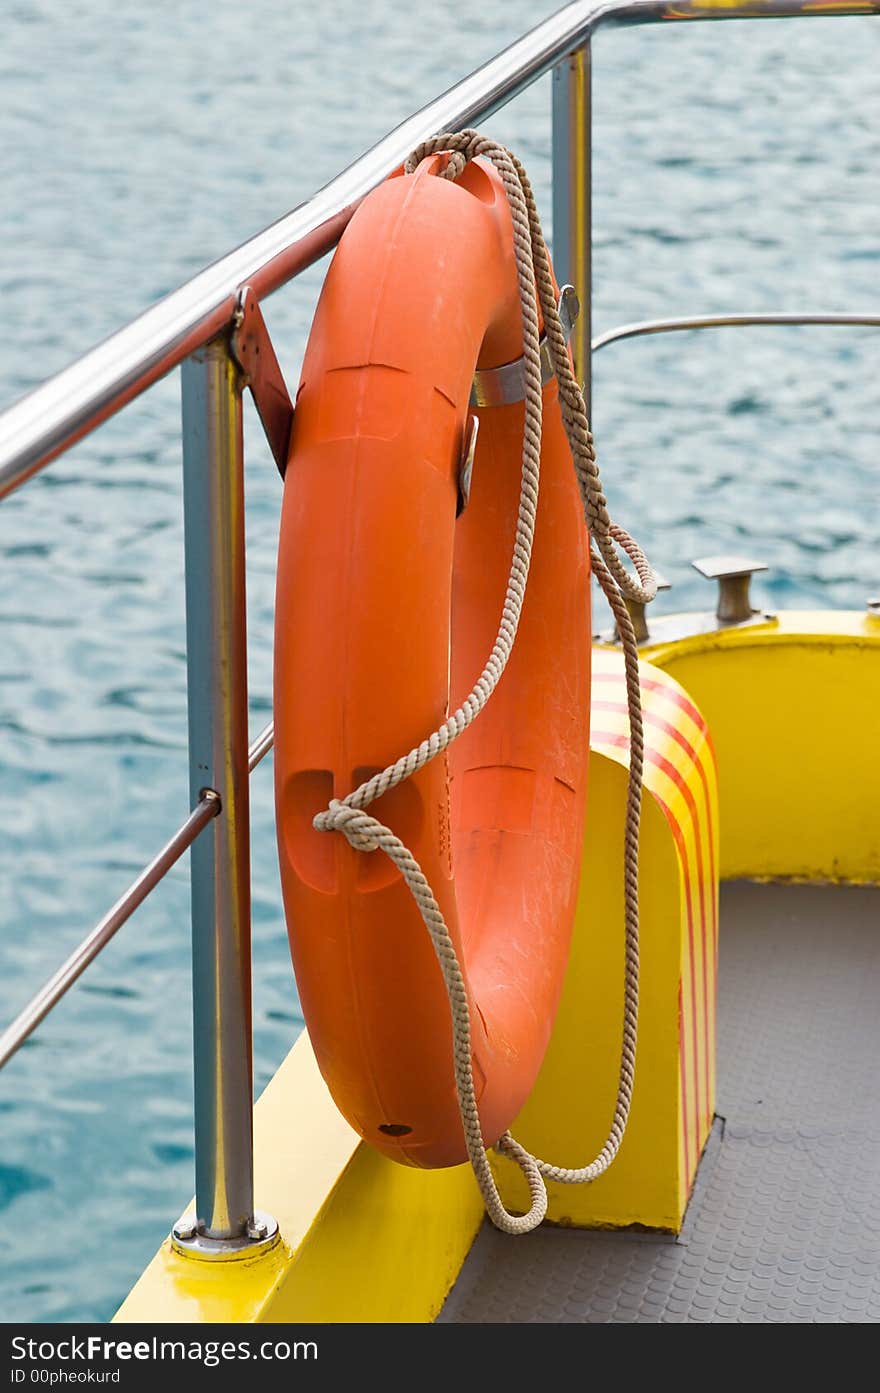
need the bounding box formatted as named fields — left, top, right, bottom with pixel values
left=313, top=131, right=656, bottom=1234
left=315, top=800, right=382, bottom=854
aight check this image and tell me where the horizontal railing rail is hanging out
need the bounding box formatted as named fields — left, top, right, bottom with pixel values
left=1, top=0, right=877, bottom=1250
left=0, top=794, right=220, bottom=1072
left=0, top=717, right=280, bottom=1074
left=592, top=311, right=880, bottom=353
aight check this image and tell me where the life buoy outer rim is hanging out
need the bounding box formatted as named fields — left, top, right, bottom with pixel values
left=273, top=156, right=591, bottom=1169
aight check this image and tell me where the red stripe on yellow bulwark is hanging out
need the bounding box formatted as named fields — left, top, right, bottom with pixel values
left=648, top=711, right=718, bottom=1124
left=591, top=652, right=718, bottom=1187
left=655, top=787, right=711, bottom=1170
left=590, top=730, right=706, bottom=1165
left=593, top=699, right=718, bottom=896
left=594, top=666, right=718, bottom=765
left=677, top=982, right=691, bottom=1184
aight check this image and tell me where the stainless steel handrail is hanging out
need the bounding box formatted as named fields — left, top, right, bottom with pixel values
left=0, top=716, right=277, bottom=1075
left=1, top=0, right=877, bottom=1251
left=0, top=794, right=220, bottom=1072
left=592, top=312, right=880, bottom=352
left=248, top=721, right=275, bottom=773
left=1, top=0, right=877, bottom=497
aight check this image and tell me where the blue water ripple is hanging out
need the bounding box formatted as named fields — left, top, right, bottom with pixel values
left=0, top=1, right=877, bottom=1323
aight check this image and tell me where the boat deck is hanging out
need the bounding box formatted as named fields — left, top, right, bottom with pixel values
left=440, top=881, right=880, bottom=1323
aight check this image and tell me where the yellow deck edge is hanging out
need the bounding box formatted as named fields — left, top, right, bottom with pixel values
left=115, top=1033, right=483, bottom=1323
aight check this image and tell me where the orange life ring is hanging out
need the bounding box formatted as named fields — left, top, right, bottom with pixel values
left=274, top=155, right=591, bottom=1168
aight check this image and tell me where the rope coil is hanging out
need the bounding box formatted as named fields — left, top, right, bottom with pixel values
left=315, top=131, right=656, bottom=1234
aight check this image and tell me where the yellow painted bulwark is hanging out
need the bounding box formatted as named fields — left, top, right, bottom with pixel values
left=492, top=651, right=718, bottom=1229
left=115, top=1033, right=483, bottom=1323
left=643, top=612, right=880, bottom=883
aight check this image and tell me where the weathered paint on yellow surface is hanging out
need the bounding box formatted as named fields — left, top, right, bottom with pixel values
left=492, top=650, right=719, bottom=1230
left=642, top=612, right=880, bottom=883
left=115, top=1032, right=483, bottom=1323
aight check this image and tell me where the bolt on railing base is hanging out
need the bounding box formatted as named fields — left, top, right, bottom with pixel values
left=171, top=1209, right=280, bottom=1262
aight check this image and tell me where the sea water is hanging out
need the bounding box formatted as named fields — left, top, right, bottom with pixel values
left=0, top=1, right=877, bottom=1321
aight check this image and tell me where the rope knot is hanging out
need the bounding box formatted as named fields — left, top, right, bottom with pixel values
left=403, top=128, right=493, bottom=181
left=313, top=800, right=382, bottom=854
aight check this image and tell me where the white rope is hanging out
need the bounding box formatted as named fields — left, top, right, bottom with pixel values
left=315, top=132, right=656, bottom=1233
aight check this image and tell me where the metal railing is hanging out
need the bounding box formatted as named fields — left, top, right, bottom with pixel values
left=591, top=312, right=880, bottom=353
left=1, top=0, right=877, bottom=1251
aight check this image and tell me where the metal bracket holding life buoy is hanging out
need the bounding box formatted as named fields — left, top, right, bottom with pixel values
left=231, top=282, right=578, bottom=486
left=457, top=415, right=479, bottom=516
left=470, top=284, right=580, bottom=408
left=231, top=286, right=295, bottom=479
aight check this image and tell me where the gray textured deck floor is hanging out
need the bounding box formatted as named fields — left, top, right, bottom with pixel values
left=439, top=882, right=880, bottom=1323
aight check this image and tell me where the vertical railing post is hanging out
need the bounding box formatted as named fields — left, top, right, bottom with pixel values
left=553, top=42, right=592, bottom=417
left=180, top=338, right=255, bottom=1242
